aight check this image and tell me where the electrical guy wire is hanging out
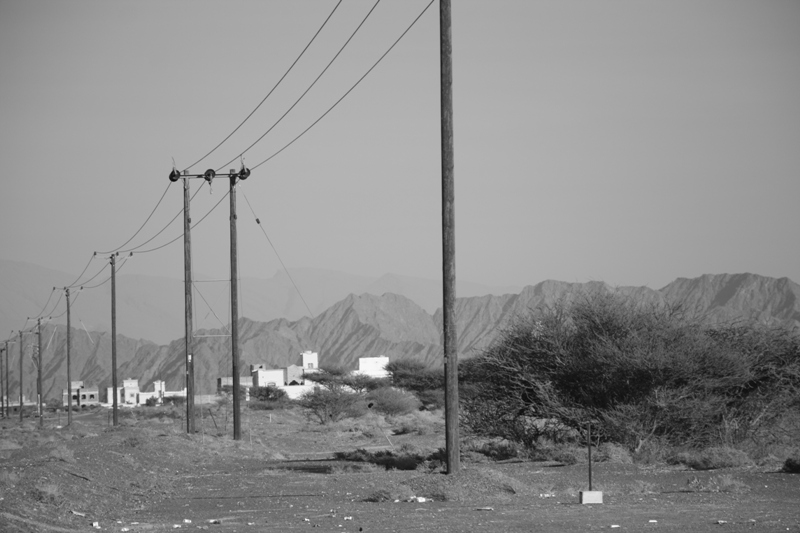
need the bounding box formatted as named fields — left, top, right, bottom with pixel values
left=253, top=0, right=435, bottom=170
left=241, top=189, right=315, bottom=319
left=186, top=0, right=344, bottom=171
left=216, top=0, right=383, bottom=172
left=192, top=282, right=229, bottom=330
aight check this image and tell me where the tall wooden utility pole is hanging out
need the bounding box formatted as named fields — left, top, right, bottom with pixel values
left=65, top=288, right=72, bottom=426
left=110, top=254, right=118, bottom=426
left=230, top=170, right=242, bottom=441
left=183, top=175, right=195, bottom=433
left=5, top=340, right=9, bottom=419
left=19, top=330, right=23, bottom=423
left=37, top=318, right=43, bottom=427
left=440, top=0, right=459, bottom=475
left=1, top=345, right=5, bottom=418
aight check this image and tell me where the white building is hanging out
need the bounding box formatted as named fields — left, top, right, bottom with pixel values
left=252, top=368, right=285, bottom=388
left=356, top=355, right=390, bottom=378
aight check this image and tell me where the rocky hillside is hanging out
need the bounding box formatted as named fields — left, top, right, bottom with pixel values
left=5, top=273, right=799, bottom=401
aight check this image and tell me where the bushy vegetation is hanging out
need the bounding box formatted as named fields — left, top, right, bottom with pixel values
left=460, top=289, right=800, bottom=456
left=366, top=387, right=421, bottom=416
left=385, top=359, right=445, bottom=409
left=250, top=385, right=288, bottom=403
left=297, top=386, right=366, bottom=424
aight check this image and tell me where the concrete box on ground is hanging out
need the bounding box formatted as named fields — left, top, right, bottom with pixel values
left=580, top=491, right=603, bottom=504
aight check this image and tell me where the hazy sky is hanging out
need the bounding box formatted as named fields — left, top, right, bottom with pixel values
left=2, top=0, right=799, bottom=296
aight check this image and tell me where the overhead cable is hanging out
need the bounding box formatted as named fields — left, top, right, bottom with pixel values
left=68, top=260, right=109, bottom=290
left=112, top=181, right=206, bottom=255
left=25, top=288, right=57, bottom=323
left=217, top=0, right=383, bottom=172
left=186, top=0, right=344, bottom=171
left=64, top=253, right=99, bottom=289
left=96, top=183, right=174, bottom=254
left=253, top=0, right=435, bottom=170
left=133, top=189, right=230, bottom=255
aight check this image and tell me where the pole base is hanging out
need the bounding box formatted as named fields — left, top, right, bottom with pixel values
left=580, top=491, right=603, bottom=504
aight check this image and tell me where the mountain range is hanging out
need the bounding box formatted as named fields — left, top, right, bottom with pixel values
left=2, top=267, right=798, bottom=402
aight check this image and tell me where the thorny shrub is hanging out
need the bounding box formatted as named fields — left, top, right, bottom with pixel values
left=459, top=288, right=800, bottom=455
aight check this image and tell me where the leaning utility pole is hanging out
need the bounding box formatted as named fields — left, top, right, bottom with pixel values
left=183, top=175, right=195, bottom=433
left=440, top=0, right=460, bottom=475
left=110, top=254, right=118, bottom=426
left=37, top=318, right=43, bottom=428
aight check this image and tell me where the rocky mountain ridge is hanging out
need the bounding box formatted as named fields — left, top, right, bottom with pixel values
left=4, top=272, right=798, bottom=401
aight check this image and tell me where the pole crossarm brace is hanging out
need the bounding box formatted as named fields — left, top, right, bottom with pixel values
left=169, top=166, right=251, bottom=183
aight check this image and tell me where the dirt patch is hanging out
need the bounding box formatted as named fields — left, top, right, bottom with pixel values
left=1, top=407, right=799, bottom=532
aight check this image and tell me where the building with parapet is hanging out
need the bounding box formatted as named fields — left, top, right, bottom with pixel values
left=62, top=381, right=101, bottom=408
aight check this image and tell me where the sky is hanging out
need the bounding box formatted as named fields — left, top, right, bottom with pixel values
left=2, top=0, right=799, bottom=301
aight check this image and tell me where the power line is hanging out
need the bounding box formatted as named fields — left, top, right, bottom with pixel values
left=186, top=0, right=344, bottom=171
left=252, top=0, right=435, bottom=170
left=114, top=181, right=207, bottom=255
left=133, top=188, right=230, bottom=255
left=68, top=260, right=109, bottom=290
left=25, top=288, right=57, bottom=323
left=241, top=189, right=315, bottom=319
left=79, top=255, right=131, bottom=290
left=65, top=253, right=99, bottom=289
left=216, top=0, right=383, bottom=172
left=96, top=182, right=174, bottom=254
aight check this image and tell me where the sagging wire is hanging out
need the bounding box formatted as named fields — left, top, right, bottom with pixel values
left=133, top=187, right=229, bottom=255
left=253, top=0, right=435, bottom=171
left=114, top=181, right=207, bottom=255
left=186, top=0, right=344, bottom=171
left=216, top=0, right=383, bottom=172
left=96, top=182, right=174, bottom=254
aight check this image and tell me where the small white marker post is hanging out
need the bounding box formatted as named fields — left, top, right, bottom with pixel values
left=580, top=422, right=603, bottom=504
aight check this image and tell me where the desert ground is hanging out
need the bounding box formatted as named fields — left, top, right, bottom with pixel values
left=1, top=405, right=799, bottom=533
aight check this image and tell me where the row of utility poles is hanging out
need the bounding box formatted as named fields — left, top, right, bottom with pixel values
left=3, top=1, right=457, bottom=473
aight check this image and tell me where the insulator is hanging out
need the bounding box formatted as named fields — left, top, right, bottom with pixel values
left=169, top=169, right=181, bottom=182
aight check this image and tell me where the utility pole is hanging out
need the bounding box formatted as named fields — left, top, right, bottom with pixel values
left=1, top=345, right=5, bottom=418
left=6, top=339, right=10, bottom=419
left=19, top=330, right=23, bottom=423
left=37, top=318, right=43, bottom=428
left=230, top=168, right=243, bottom=441
left=169, top=165, right=250, bottom=440
left=65, top=288, right=72, bottom=426
left=183, top=174, right=195, bottom=433
left=110, top=254, right=118, bottom=426
left=440, top=0, right=460, bottom=475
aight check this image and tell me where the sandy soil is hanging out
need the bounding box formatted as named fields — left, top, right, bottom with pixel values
left=1, top=406, right=799, bottom=533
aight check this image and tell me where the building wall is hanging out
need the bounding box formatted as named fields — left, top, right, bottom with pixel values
left=217, top=376, right=254, bottom=392
left=253, top=368, right=284, bottom=388
left=301, top=351, right=319, bottom=370
left=62, top=386, right=100, bottom=408
left=357, top=356, right=390, bottom=378
left=285, top=365, right=304, bottom=385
